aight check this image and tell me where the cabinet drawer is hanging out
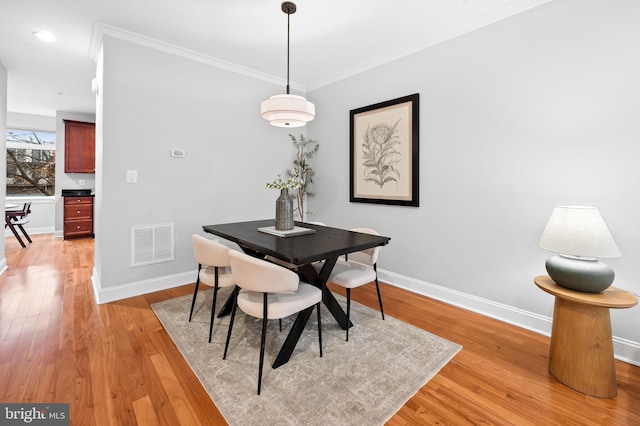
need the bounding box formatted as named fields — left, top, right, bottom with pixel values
left=64, top=204, right=92, bottom=219
left=64, top=219, right=93, bottom=238
left=64, top=197, right=93, bottom=205
left=63, top=195, right=94, bottom=239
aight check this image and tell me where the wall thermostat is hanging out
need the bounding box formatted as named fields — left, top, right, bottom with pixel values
left=170, top=149, right=186, bottom=158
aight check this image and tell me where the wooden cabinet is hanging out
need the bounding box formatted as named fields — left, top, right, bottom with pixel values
left=63, top=196, right=94, bottom=240
left=64, top=120, right=95, bottom=173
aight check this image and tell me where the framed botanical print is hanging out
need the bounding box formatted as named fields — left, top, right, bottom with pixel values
left=350, top=93, right=419, bottom=207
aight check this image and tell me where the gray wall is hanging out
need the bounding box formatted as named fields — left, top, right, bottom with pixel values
left=308, top=0, right=640, bottom=347
left=0, top=62, right=6, bottom=270
left=93, top=36, right=300, bottom=296
left=6, top=112, right=54, bottom=131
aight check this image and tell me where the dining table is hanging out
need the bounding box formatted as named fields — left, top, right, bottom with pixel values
left=203, top=219, right=391, bottom=368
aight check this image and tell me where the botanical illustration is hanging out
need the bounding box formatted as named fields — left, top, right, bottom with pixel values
left=361, top=119, right=401, bottom=188
left=350, top=93, right=418, bottom=206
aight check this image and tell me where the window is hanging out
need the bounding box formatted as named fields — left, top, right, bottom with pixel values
left=6, top=128, right=56, bottom=196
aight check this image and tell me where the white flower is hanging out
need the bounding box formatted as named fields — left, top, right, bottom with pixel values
left=265, top=172, right=302, bottom=190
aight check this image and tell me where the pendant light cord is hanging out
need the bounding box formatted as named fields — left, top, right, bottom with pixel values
left=286, top=11, right=291, bottom=94
left=260, top=2, right=315, bottom=127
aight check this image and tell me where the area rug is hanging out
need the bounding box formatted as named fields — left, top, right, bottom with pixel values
left=151, top=287, right=461, bottom=426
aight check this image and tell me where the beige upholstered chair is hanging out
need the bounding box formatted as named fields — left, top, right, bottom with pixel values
left=223, top=250, right=322, bottom=395
left=189, top=234, right=236, bottom=343
left=328, top=227, right=384, bottom=341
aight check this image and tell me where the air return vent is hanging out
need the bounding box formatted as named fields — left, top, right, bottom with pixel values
left=130, top=223, right=175, bottom=267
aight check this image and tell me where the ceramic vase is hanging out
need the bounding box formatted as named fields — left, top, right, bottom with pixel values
left=275, top=189, right=294, bottom=231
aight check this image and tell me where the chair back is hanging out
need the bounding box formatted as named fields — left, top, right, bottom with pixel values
left=20, top=202, right=32, bottom=217
left=349, top=228, right=381, bottom=266
left=229, top=250, right=299, bottom=293
left=6, top=202, right=31, bottom=220
left=192, top=234, right=232, bottom=268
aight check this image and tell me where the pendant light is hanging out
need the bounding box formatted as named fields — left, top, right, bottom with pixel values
left=261, top=2, right=315, bottom=127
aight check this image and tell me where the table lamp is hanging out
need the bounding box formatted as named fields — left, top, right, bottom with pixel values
left=538, top=205, right=621, bottom=293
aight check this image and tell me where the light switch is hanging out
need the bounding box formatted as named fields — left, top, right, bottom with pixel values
left=126, top=170, right=138, bottom=183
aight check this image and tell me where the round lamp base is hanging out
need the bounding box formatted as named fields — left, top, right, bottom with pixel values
left=545, top=255, right=614, bottom=293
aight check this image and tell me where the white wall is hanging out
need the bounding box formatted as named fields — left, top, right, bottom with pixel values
left=3, top=196, right=54, bottom=236
left=0, top=61, right=7, bottom=274
left=308, top=0, right=640, bottom=360
left=93, top=36, right=301, bottom=300
left=6, top=112, right=55, bottom=130
left=93, top=46, right=104, bottom=300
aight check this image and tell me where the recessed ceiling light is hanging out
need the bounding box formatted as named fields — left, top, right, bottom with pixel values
left=34, top=31, right=56, bottom=43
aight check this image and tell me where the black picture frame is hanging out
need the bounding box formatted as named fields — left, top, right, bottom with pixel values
left=350, top=93, right=419, bottom=207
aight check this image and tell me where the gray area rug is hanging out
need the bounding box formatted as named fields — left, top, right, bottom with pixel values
left=152, top=287, right=461, bottom=426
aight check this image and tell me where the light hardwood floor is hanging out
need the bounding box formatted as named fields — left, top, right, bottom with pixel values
left=1, top=235, right=638, bottom=425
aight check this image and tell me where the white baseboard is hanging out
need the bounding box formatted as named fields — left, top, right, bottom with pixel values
left=0, top=257, right=7, bottom=276
left=86, top=263, right=639, bottom=366
left=4, top=226, right=55, bottom=237
left=377, top=269, right=640, bottom=367
left=91, top=267, right=196, bottom=304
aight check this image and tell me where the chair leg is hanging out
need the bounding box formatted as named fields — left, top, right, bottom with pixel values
left=279, top=319, right=282, bottom=332
left=208, top=267, right=220, bottom=343
left=223, top=293, right=238, bottom=360
left=346, top=288, right=351, bottom=342
left=316, top=303, right=322, bottom=357
left=6, top=220, right=26, bottom=248
left=257, top=293, right=268, bottom=395
left=188, top=266, right=202, bottom=322
left=16, top=223, right=32, bottom=243
left=374, top=267, right=384, bottom=320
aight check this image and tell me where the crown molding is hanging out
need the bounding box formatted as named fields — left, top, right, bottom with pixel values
left=307, top=0, right=553, bottom=91
left=88, top=0, right=552, bottom=94
left=88, top=21, right=307, bottom=93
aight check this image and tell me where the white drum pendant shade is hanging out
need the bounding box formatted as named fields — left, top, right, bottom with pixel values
left=261, top=2, right=315, bottom=127
left=261, top=94, right=315, bottom=127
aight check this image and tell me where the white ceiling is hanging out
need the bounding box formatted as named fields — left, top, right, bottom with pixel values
left=0, top=0, right=551, bottom=118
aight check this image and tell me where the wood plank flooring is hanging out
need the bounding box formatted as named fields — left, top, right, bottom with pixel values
left=1, top=235, right=638, bottom=425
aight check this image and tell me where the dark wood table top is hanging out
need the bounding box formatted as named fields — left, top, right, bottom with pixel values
left=203, top=219, right=390, bottom=265
left=204, top=219, right=391, bottom=368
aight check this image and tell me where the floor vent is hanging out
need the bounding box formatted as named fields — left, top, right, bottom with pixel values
left=130, top=223, right=175, bottom=267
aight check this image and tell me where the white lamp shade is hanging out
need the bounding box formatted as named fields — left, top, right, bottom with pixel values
left=261, top=94, right=315, bottom=127
left=538, top=205, right=621, bottom=258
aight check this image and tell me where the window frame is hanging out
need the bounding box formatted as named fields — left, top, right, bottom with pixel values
left=5, top=127, right=57, bottom=197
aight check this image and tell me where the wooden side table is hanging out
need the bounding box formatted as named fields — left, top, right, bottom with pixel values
left=535, top=275, right=637, bottom=398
